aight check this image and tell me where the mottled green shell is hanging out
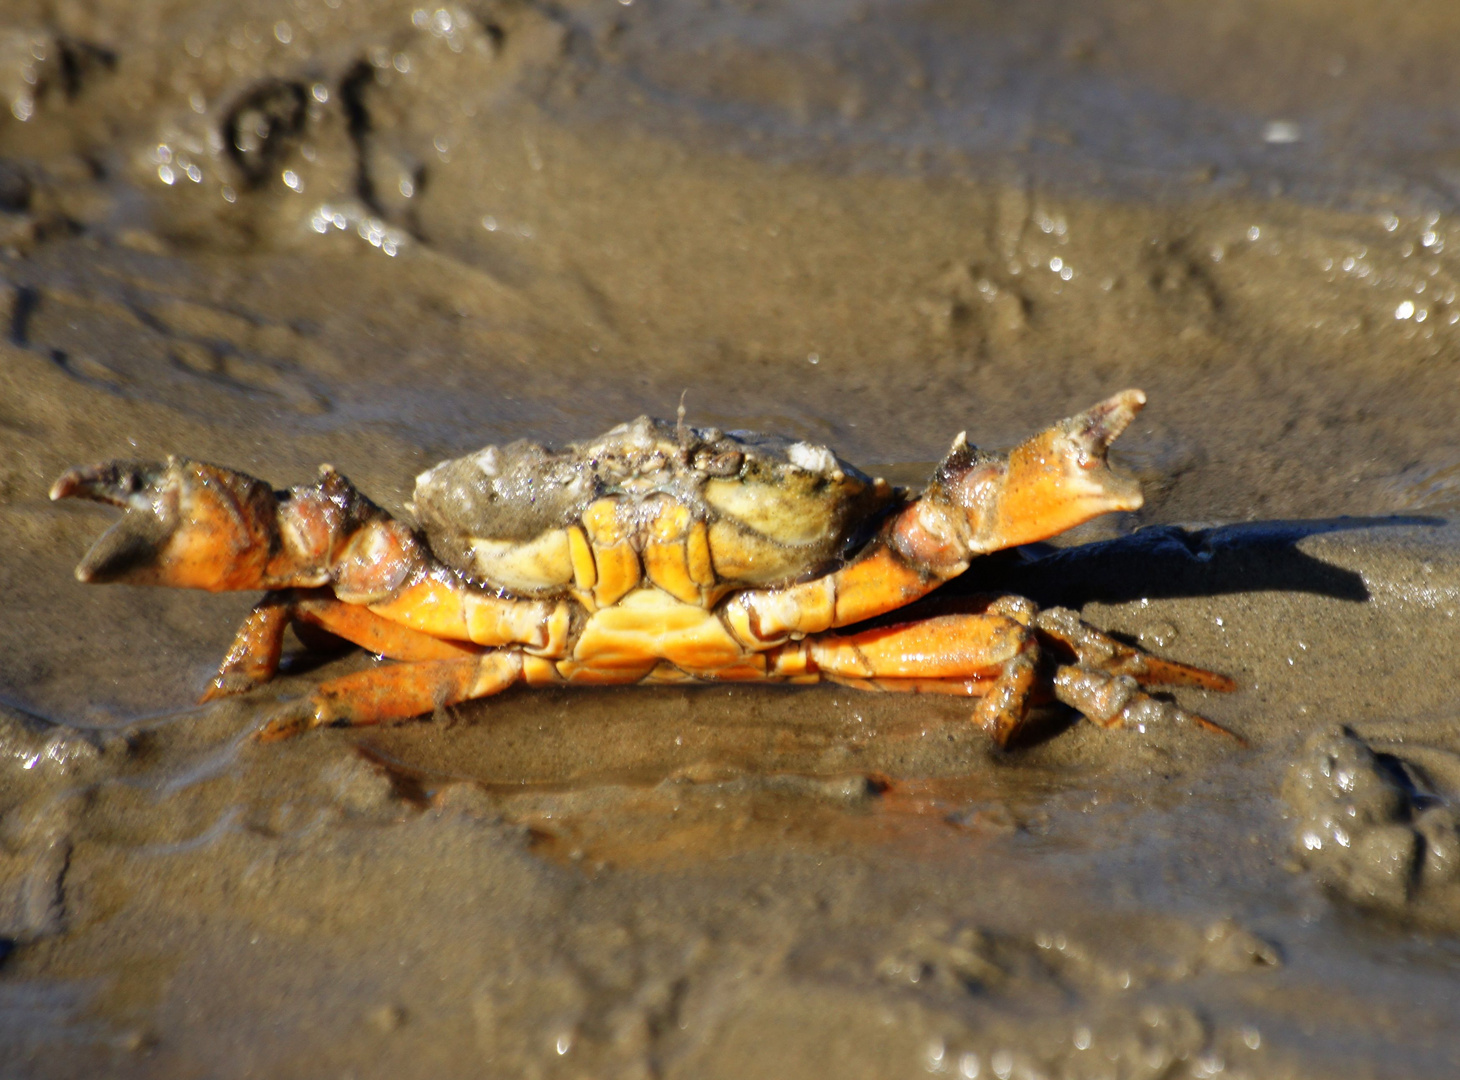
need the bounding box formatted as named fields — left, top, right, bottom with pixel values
left=411, top=416, right=895, bottom=596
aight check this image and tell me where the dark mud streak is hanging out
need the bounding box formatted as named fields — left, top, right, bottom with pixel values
left=221, top=79, right=308, bottom=189
left=338, top=61, right=383, bottom=219
left=6, top=285, right=38, bottom=348
left=4, top=286, right=77, bottom=378
left=53, top=38, right=117, bottom=100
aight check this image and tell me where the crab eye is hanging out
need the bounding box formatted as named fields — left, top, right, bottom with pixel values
left=695, top=449, right=743, bottom=476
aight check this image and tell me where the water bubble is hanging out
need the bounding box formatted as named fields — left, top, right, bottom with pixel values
left=184, top=163, right=202, bottom=183
left=399, top=177, right=414, bottom=198
left=926, top=1038, right=946, bottom=1072
left=158, top=165, right=176, bottom=185
left=312, top=83, right=329, bottom=103
left=190, top=92, right=207, bottom=113
left=1241, top=1026, right=1261, bottom=1050
left=1193, top=1052, right=1226, bottom=1077
left=1262, top=120, right=1301, bottom=144
left=1049, top=256, right=1063, bottom=272
left=1422, top=230, right=1439, bottom=247
left=808, top=353, right=820, bottom=365
left=1416, top=308, right=1428, bottom=323
left=958, top=1053, right=980, bottom=1078
left=481, top=215, right=498, bottom=231
left=1382, top=213, right=1400, bottom=232
left=1073, top=1026, right=1091, bottom=1050
left=1247, top=226, right=1260, bottom=241
left=1060, top=265, right=1073, bottom=281
left=282, top=169, right=303, bottom=192
left=274, top=21, right=293, bottom=44
left=394, top=53, right=411, bottom=73
left=1396, top=300, right=1415, bottom=320
left=991, top=1050, right=1013, bottom=1080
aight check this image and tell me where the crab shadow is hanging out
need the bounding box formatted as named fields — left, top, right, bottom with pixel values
left=945, top=516, right=1445, bottom=609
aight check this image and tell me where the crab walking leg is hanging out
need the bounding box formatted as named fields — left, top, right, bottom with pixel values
left=203, top=594, right=293, bottom=700
left=1032, top=607, right=1238, bottom=691
left=1051, top=665, right=1246, bottom=745
left=774, top=606, right=1237, bottom=746
left=799, top=614, right=1032, bottom=680
left=259, top=651, right=528, bottom=740
left=202, top=589, right=486, bottom=702
left=723, top=390, right=1150, bottom=646
left=789, top=613, right=1045, bottom=747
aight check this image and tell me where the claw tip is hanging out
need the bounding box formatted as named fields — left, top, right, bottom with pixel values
left=49, top=470, right=79, bottom=502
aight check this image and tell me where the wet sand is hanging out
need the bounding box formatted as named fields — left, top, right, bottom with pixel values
left=5, top=0, right=1460, bottom=1076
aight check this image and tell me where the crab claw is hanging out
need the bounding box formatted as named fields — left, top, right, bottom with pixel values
left=984, top=388, right=1146, bottom=548
left=51, top=457, right=279, bottom=591
left=911, top=389, right=1147, bottom=559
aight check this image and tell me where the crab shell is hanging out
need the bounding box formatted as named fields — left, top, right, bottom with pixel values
left=410, top=416, right=898, bottom=604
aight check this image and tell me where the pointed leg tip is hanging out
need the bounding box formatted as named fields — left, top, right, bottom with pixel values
left=255, top=699, right=319, bottom=741
left=1191, top=713, right=1248, bottom=746
left=255, top=719, right=304, bottom=742
left=200, top=670, right=268, bottom=704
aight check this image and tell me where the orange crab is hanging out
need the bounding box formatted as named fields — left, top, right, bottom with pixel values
left=51, top=390, right=1237, bottom=745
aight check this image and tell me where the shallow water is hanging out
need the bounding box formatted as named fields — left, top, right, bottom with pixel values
left=5, top=0, right=1460, bottom=1076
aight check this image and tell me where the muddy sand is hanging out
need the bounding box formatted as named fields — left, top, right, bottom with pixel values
left=5, top=0, right=1460, bottom=1076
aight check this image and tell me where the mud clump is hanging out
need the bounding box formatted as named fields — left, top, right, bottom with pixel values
left=1285, top=725, right=1460, bottom=925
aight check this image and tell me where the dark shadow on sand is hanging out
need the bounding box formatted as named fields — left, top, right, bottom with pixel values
left=947, top=516, right=1447, bottom=608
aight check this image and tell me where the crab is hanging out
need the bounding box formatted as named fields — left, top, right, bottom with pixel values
left=51, top=389, right=1238, bottom=745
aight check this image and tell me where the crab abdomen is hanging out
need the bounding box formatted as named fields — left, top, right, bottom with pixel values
left=567, top=587, right=751, bottom=675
